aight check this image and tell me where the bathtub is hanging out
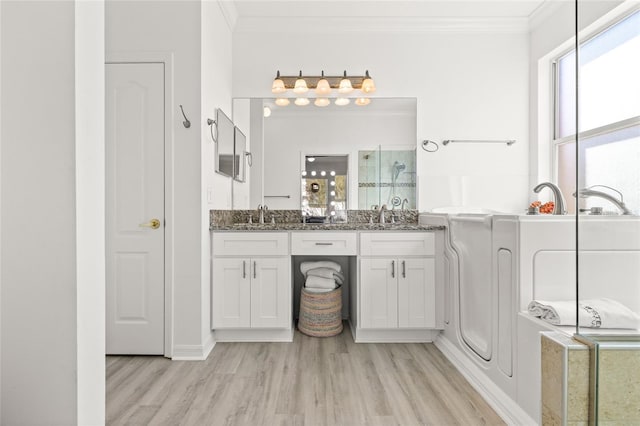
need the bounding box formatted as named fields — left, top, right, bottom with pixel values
left=420, top=211, right=640, bottom=425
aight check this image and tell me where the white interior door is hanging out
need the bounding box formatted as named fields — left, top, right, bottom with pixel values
left=106, top=62, right=165, bottom=355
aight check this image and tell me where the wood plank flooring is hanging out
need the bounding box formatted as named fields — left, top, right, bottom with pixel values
left=106, top=325, right=505, bottom=426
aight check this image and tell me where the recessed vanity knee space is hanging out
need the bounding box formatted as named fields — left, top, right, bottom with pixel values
left=211, top=224, right=444, bottom=343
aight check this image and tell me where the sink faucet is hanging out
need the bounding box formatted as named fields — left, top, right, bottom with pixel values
left=257, top=204, right=268, bottom=224
left=573, top=186, right=632, bottom=215
left=533, top=182, right=567, bottom=215
left=378, top=204, right=388, bottom=224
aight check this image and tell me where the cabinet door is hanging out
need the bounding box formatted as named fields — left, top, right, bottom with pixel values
left=212, top=258, right=250, bottom=328
left=360, top=258, right=398, bottom=329
left=250, top=257, right=291, bottom=328
left=398, top=258, right=435, bottom=328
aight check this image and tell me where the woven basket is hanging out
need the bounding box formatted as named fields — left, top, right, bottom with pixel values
left=298, top=286, right=343, bottom=337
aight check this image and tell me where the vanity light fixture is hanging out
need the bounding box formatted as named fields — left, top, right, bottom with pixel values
left=271, top=71, right=286, bottom=94
left=294, top=97, right=310, bottom=106
left=338, top=71, right=353, bottom=94
left=275, top=97, right=290, bottom=106
left=270, top=70, right=375, bottom=96
left=314, top=98, right=330, bottom=107
left=293, top=71, right=309, bottom=94
left=355, top=97, right=371, bottom=106
left=335, top=97, right=350, bottom=106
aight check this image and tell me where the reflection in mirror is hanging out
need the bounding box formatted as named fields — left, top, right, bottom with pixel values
left=301, top=155, right=348, bottom=222
left=215, top=109, right=234, bottom=178
left=231, top=97, right=417, bottom=211
left=233, top=126, right=247, bottom=182
left=358, top=147, right=416, bottom=210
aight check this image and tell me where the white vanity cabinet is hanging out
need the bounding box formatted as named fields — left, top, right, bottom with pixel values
left=211, top=233, right=291, bottom=330
left=359, top=233, right=436, bottom=330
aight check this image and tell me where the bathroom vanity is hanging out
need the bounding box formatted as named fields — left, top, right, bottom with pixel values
left=210, top=222, right=445, bottom=343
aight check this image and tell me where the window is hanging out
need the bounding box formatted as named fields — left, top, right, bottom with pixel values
left=554, top=9, right=640, bottom=214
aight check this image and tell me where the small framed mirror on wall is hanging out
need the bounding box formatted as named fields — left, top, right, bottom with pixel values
left=301, top=155, right=348, bottom=222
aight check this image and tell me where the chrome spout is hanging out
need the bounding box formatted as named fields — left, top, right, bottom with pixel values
left=573, top=186, right=632, bottom=215
left=257, top=204, right=268, bottom=224
left=378, top=204, right=388, bottom=224
left=533, top=182, right=567, bottom=215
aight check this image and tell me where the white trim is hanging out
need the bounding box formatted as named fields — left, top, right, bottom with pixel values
left=527, top=0, right=565, bottom=31
left=76, top=1, right=105, bottom=424
left=352, top=327, right=440, bottom=343
left=213, top=327, right=294, bottom=342
left=234, top=16, right=529, bottom=34
left=435, top=335, right=537, bottom=426
left=172, top=335, right=216, bottom=361
left=105, top=52, right=175, bottom=359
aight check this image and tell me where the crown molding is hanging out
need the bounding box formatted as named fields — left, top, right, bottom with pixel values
left=218, top=0, right=238, bottom=32
left=234, top=16, right=530, bottom=34
left=527, top=0, right=567, bottom=31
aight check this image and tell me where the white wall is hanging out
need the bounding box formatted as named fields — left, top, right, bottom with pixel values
left=106, top=0, right=208, bottom=357
left=201, top=0, right=234, bottom=351
left=233, top=28, right=530, bottom=213
left=1, top=1, right=104, bottom=423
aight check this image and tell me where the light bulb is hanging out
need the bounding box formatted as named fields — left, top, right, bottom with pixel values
left=330, top=211, right=336, bottom=216
left=301, top=170, right=307, bottom=176
left=314, top=98, right=330, bottom=107
left=311, top=171, right=317, bottom=176
left=294, top=97, right=310, bottom=106
left=330, top=191, right=336, bottom=196
left=330, top=171, right=336, bottom=176
left=361, top=70, right=376, bottom=94
left=320, top=171, right=326, bottom=176
left=338, top=70, right=353, bottom=94
left=263, top=106, right=271, bottom=117
left=271, top=71, right=286, bottom=94
left=315, top=71, right=331, bottom=95
left=330, top=201, right=336, bottom=206
left=293, top=70, right=308, bottom=94
left=330, top=180, right=336, bottom=186
left=307, top=157, right=315, bottom=162
left=355, top=97, right=371, bottom=106
left=275, top=98, right=290, bottom=106
left=335, top=97, right=350, bottom=106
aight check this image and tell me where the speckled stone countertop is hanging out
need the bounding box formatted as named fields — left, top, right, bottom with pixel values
left=210, top=222, right=444, bottom=232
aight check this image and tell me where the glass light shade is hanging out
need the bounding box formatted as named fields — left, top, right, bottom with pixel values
left=361, top=76, right=376, bottom=93
left=293, top=78, right=309, bottom=94
left=355, top=97, right=371, bottom=106
left=338, top=78, right=353, bottom=94
left=275, top=97, right=290, bottom=106
left=294, top=97, right=310, bottom=106
left=314, top=98, right=330, bottom=107
left=335, top=97, right=350, bottom=106
left=315, top=78, right=331, bottom=95
left=263, top=106, right=272, bottom=117
left=271, top=78, right=286, bottom=94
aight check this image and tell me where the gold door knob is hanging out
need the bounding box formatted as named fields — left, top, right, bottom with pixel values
left=139, top=218, right=161, bottom=229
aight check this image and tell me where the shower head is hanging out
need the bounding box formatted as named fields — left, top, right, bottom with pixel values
left=392, top=161, right=406, bottom=180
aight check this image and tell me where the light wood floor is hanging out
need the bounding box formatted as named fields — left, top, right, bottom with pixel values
left=106, top=325, right=505, bottom=426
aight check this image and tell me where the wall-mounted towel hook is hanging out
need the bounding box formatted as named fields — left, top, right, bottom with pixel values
left=179, top=105, right=191, bottom=128
left=207, top=118, right=217, bottom=143
left=421, top=139, right=439, bottom=152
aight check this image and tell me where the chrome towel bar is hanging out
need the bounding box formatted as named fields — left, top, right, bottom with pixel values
left=442, top=139, right=516, bottom=146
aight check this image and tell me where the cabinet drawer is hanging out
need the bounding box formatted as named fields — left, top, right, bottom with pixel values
left=359, top=232, right=434, bottom=257
left=212, top=232, right=289, bottom=256
left=291, top=232, right=357, bottom=255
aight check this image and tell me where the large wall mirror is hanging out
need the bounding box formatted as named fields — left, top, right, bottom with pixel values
left=214, top=108, right=234, bottom=178
left=231, top=97, right=418, bottom=212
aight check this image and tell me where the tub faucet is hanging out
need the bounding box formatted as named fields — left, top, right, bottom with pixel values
left=257, top=204, right=268, bottom=224
left=573, top=186, right=632, bottom=215
left=378, top=204, right=388, bottom=224
left=533, top=182, right=567, bottom=215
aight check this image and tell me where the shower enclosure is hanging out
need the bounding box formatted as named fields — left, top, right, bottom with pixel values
left=357, top=146, right=416, bottom=211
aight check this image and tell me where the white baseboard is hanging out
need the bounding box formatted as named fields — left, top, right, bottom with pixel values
left=352, top=326, right=439, bottom=343
left=434, top=335, right=537, bottom=426
left=171, top=333, right=216, bottom=361
left=213, top=327, right=294, bottom=342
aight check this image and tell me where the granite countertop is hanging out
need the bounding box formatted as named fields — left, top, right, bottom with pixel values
left=210, top=222, right=444, bottom=231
